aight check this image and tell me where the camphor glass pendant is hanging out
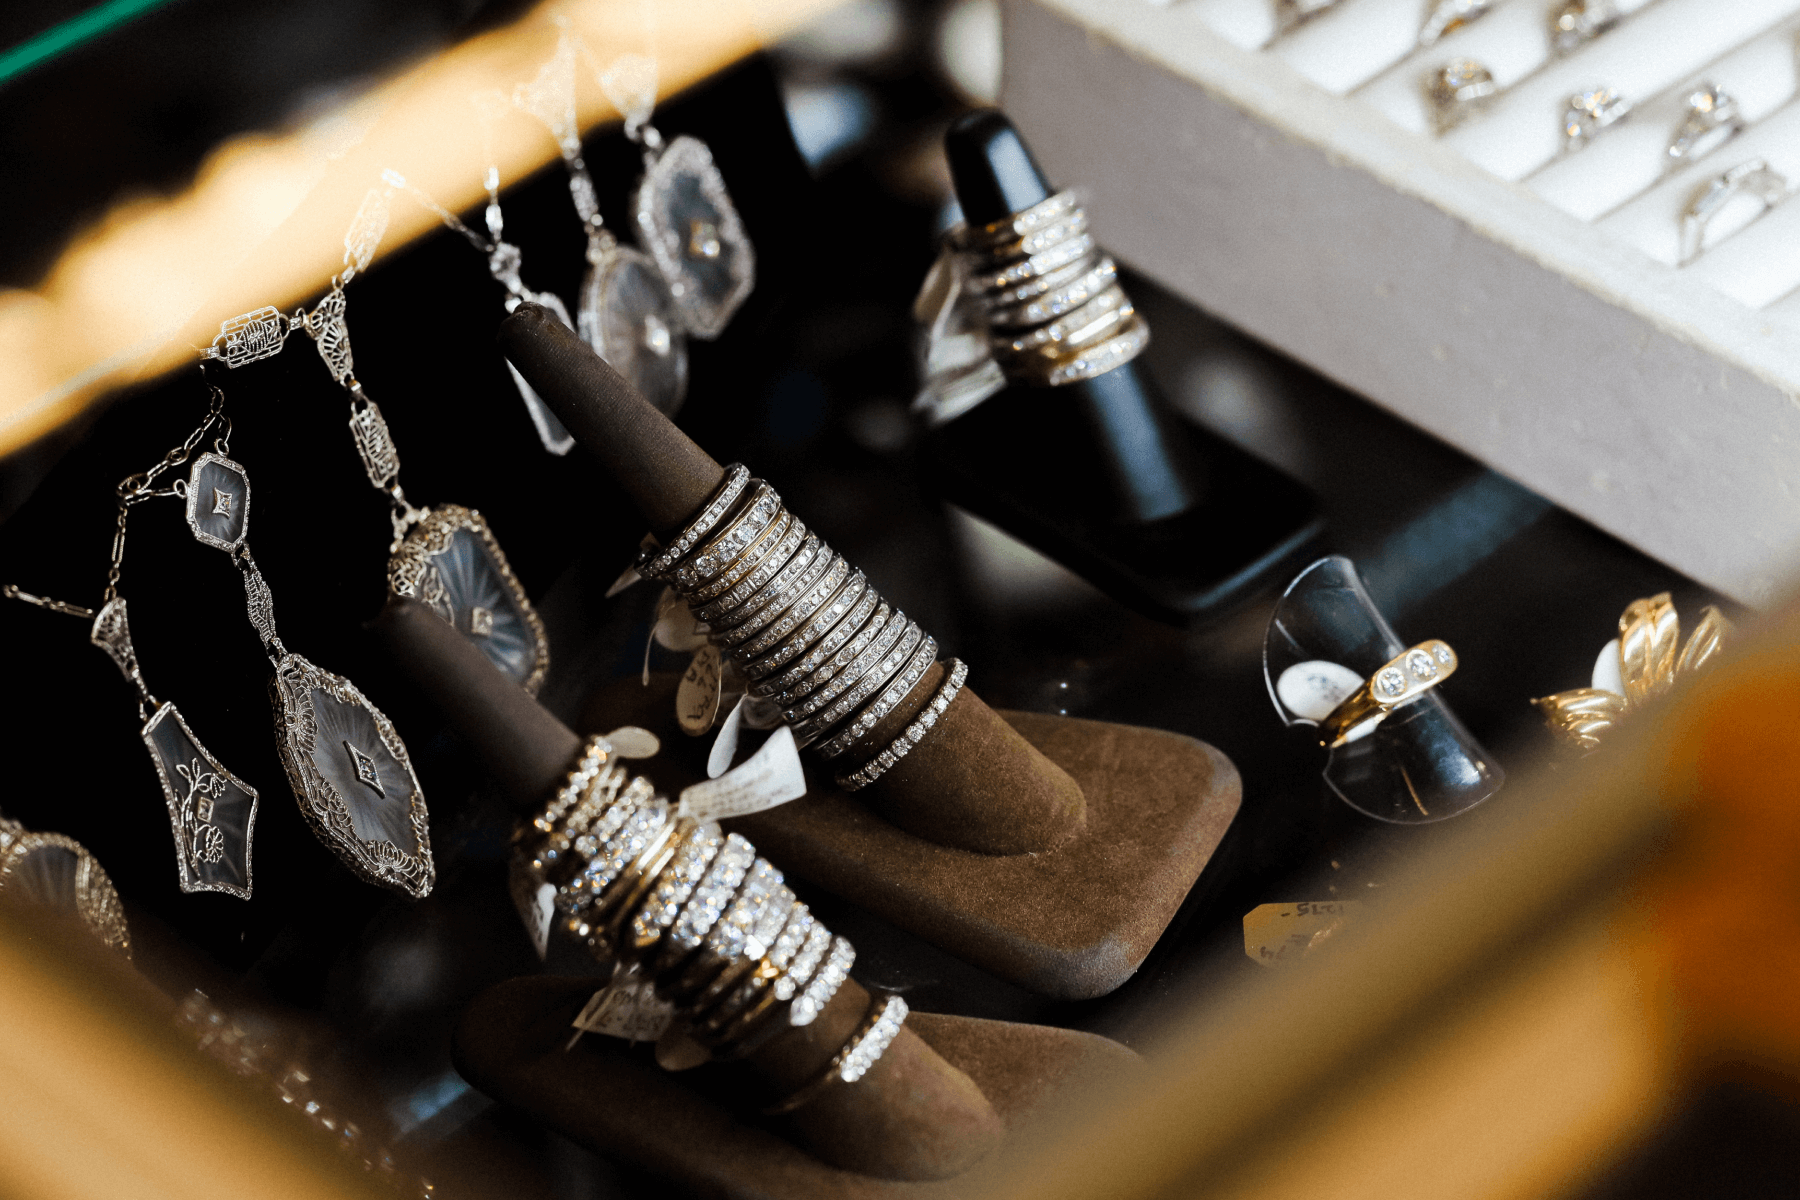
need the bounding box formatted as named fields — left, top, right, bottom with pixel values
left=270, top=653, right=435, bottom=899
left=90, top=598, right=258, bottom=899
left=303, top=271, right=550, bottom=693
left=178, top=450, right=434, bottom=897
left=185, top=451, right=251, bottom=552
left=389, top=505, right=548, bottom=694
left=634, top=135, right=755, bottom=341
left=579, top=242, right=689, bottom=418
left=142, top=704, right=258, bottom=896
left=0, top=816, right=131, bottom=955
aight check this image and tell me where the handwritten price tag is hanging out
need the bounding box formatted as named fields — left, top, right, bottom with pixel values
left=507, top=859, right=557, bottom=960
left=571, top=980, right=675, bottom=1042
left=680, top=726, right=806, bottom=823
left=1242, top=901, right=1363, bottom=966
left=676, top=644, right=723, bottom=736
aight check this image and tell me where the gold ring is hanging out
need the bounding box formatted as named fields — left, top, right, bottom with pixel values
left=1318, top=640, right=1458, bottom=748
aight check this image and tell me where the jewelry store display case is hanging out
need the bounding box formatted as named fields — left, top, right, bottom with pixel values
left=4, top=0, right=1800, bottom=1197
left=1002, top=0, right=1800, bottom=607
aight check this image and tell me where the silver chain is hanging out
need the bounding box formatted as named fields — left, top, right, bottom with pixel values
left=5, top=380, right=230, bottom=620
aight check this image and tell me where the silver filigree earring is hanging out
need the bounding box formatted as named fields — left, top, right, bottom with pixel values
left=595, top=52, right=756, bottom=343
left=179, top=362, right=436, bottom=899
left=513, top=35, right=690, bottom=417
left=388, top=144, right=577, bottom=456
left=297, top=185, right=549, bottom=694
left=4, top=397, right=259, bottom=900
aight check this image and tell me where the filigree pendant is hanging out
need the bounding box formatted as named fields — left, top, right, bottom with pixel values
left=89, top=598, right=258, bottom=899
left=184, top=451, right=251, bottom=552
left=270, top=653, right=434, bottom=899
left=388, top=505, right=548, bottom=694
left=176, top=451, right=434, bottom=898
left=143, top=704, right=259, bottom=898
left=578, top=243, right=689, bottom=417
left=0, top=818, right=132, bottom=955
left=633, top=135, right=754, bottom=341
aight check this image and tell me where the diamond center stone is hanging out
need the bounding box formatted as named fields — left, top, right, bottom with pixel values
left=345, top=741, right=386, bottom=797
left=688, top=219, right=722, bottom=259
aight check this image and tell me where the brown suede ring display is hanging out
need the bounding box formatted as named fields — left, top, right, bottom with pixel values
left=453, top=977, right=1143, bottom=1196
left=373, top=596, right=1001, bottom=1180
left=497, top=303, right=1085, bottom=857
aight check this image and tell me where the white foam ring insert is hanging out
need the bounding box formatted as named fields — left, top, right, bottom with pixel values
left=1530, top=18, right=1800, bottom=222
left=1004, top=0, right=1800, bottom=605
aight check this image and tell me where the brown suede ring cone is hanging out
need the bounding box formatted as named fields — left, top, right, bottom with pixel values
left=453, top=975, right=1140, bottom=1196
left=372, top=595, right=1000, bottom=1178
left=749, top=982, right=1001, bottom=1179
left=858, top=674, right=1086, bottom=854
left=498, top=305, right=1085, bottom=854
left=374, top=595, right=577, bottom=810
left=499, top=302, right=721, bottom=539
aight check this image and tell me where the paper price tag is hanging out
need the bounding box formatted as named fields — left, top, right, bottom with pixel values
left=653, top=588, right=710, bottom=651
left=602, top=726, right=661, bottom=759
left=680, top=726, right=806, bottom=823
left=707, top=694, right=750, bottom=779
left=607, top=534, right=660, bottom=599
left=1243, top=901, right=1363, bottom=966
left=572, top=981, right=675, bottom=1043
left=676, top=644, right=723, bottom=735
left=507, top=858, right=557, bottom=960
left=605, top=564, right=642, bottom=599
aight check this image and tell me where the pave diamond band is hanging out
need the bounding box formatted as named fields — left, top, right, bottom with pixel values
left=836, top=659, right=969, bottom=792
left=689, top=512, right=800, bottom=607
left=762, top=990, right=906, bottom=1115
left=670, top=483, right=780, bottom=590
left=638, top=464, right=749, bottom=579
left=518, top=746, right=903, bottom=1100
left=744, top=577, right=875, bottom=686
left=815, top=636, right=939, bottom=760
left=716, top=547, right=839, bottom=647
left=754, top=592, right=885, bottom=698
left=785, top=608, right=911, bottom=724
left=793, top=623, right=926, bottom=748
left=645, top=475, right=952, bottom=782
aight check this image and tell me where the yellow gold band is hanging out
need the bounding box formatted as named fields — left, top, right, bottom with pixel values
left=1319, top=639, right=1459, bottom=748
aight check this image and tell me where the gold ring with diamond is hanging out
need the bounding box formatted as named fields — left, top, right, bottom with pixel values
left=1419, top=0, right=1494, bottom=48
left=1318, top=640, right=1460, bottom=748
left=1562, top=86, right=1630, bottom=154
left=1550, top=0, right=1619, bottom=56
left=1428, top=59, right=1498, bottom=133
left=1667, top=83, right=1743, bottom=168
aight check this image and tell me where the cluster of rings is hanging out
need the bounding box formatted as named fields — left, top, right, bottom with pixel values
left=520, top=734, right=908, bottom=1113
left=638, top=466, right=969, bottom=792
left=943, top=190, right=1149, bottom=389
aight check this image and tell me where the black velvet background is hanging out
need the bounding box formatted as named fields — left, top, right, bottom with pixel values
left=0, top=55, right=819, bottom=983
